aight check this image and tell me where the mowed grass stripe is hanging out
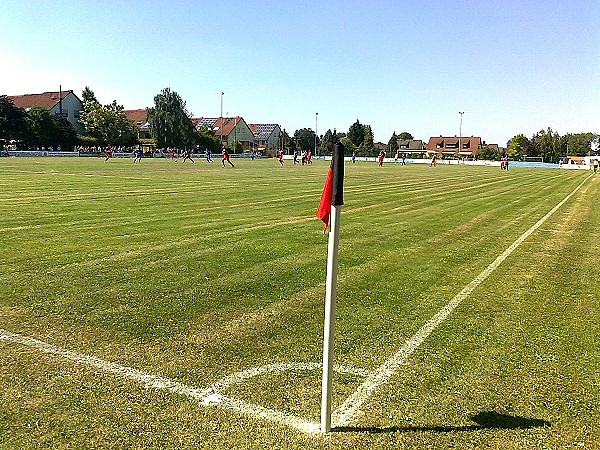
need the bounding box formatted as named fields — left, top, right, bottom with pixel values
left=1, top=158, right=596, bottom=448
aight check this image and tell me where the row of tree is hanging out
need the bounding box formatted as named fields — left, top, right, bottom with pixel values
left=291, top=119, right=414, bottom=157
left=506, top=129, right=598, bottom=162
left=0, top=87, right=224, bottom=153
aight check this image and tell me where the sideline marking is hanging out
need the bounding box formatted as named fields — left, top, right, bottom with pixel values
left=331, top=173, right=594, bottom=427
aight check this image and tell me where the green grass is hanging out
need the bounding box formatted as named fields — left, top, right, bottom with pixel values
left=1, top=157, right=599, bottom=449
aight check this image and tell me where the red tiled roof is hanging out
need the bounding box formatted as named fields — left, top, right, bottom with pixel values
left=193, top=117, right=245, bottom=137
left=8, top=90, right=74, bottom=110
left=425, top=136, right=482, bottom=154
left=123, top=109, right=148, bottom=124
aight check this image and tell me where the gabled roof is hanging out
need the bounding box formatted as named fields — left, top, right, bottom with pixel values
left=397, top=139, right=424, bottom=151
left=425, top=136, right=482, bottom=153
left=192, top=116, right=248, bottom=136
left=8, top=90, right=78, bottom=110
left=248, top=123, right=280, bottom=139
left=123, top=109, right=148, bottom=124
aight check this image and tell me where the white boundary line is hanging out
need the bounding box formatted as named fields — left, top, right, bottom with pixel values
left=0, top=328, right=365, bottom=434
left=331, top=173, right=593, bottom=427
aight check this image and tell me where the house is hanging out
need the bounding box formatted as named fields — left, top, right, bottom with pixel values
left=397, top=139, right=425, bottom=154
left=123, top=109, right=151, bottom=140
left=193, top=117, right=254, bottom=148
left=8, top=89, right=85, bottom=134
left=248, top=124, right=282, bottom=151
left=425, top=136, right=482, bottom=158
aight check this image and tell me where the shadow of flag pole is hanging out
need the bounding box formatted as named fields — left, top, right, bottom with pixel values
left=316, top=142, right=345, bottom=433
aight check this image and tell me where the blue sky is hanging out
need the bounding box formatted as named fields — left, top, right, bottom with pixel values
left=1, top=0, right=598, bottom=146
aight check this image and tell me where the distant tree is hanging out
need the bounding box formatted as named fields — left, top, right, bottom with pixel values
left=147, top=87, right=196, bottom=149
left=293, top=128, right=316, bottom=151
left=387, top=132, right=399, bottom=153
left=81, top=86, right=98, bottom=104
left=507, top=134, right=529, bottom=160
left=476, top=146, right=501, bottom=161
left=398, top=131, right=413, bottom=140
left=361, top=125, right=374, bottom=154
left=80, top=99, right=138, bottom=146
left=532, top=127, right=561, bottom=162
left=51, top=114, right=78, bottom=150
left=347, top=119, right=365, bottom=147
left=320, top=129, right=336, bottom=155
left=196, top=125, right=220, bottom=153
left=0, top=96, right=28, bottom=148
left=26, top=107, right=60, bottom=150
left=566, top=132, right=599, bottom=156
left=339, top=136, right=356, bottom=155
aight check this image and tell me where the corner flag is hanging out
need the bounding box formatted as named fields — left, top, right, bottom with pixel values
left=318, top=142, right=345, bottom=433
left=316, top=143, right=345, bottom=232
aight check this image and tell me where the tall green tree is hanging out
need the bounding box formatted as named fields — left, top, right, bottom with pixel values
left=81, top=86, right=98, bottom=104
left=387, top=132, right=399, bottom=153
left=0, top=96, right=28, bottom=149
left=347, top=119, right=365, bottom=147
left=398, top=131, right=413, bottom=140
left=532, top=127, right=561, bottom=162
left=320, top=129, right=336, bottom=155
left=566, top=132, right=599, bottom=156
left=507, top=134, right=529, bottom=160
left=80, top=99, right=138, bottom=146
left=476, top=145, right=501, bottom=161
left=51, top=114, right=78, bottom=150
left=196, top=124, right=221, bottom=153
left=293, top=128, right=316, bottom=151
left=147, top=87, right=196, bottom=149
left=26, top=107, right=59, bottom=149
left=361, top=125, right=374, bottom=154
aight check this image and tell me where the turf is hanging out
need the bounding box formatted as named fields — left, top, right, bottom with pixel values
left=1, top=157, right=598, bottom=449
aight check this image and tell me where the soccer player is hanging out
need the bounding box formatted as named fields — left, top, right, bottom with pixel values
left=352, top=150, right=356, bottom=164
left=378, top=150, right=385, bottom=167
left=221, top=147, right=234, bottom=168
left=182, top=149, right=194, bottom=163
left=430, top=153, right=437, bottom=167
left=104, top=147, right=112, bottom=162
left=133, top=148, right=143, bottom=163
left=277, top=149, right=284, bottom=166
left=307, top=150, right=313, bottom=164
left=205, top=148, right=213, bottom=163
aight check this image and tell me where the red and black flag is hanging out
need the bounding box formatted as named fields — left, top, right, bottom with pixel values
left=316, top=142, right=345, bottom=232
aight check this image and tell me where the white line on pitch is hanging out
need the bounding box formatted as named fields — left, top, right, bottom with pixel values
left=1, top=328, right=374, bottom=433
left=332, top=173, right=593, bottom=427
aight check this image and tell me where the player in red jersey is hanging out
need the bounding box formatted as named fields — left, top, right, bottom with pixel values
left=221, top=147, right=234, bottom=168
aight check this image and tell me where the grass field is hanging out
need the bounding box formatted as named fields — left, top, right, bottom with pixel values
left=1, top=156, right=599, bottom=449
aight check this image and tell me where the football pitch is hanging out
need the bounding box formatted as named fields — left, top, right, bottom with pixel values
left=1, top=157, right=599, bottom=449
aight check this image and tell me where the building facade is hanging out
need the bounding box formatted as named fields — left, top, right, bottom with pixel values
left=9, top=90, right=85, bottom=134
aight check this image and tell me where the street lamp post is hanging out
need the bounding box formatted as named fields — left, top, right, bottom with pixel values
left=315, top=112, right=319, bottom=155
left=220, top=92, right=224, bottom=147
left=459, top=111, right=464, bottom=161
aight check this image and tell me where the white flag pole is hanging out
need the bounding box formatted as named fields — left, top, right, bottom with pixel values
left=320, top=203, right=342, bottom=433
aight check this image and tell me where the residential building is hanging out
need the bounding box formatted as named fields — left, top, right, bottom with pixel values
left=193, top=117, right=254, bottom=148
left=123, top=109, right=151, bottom=140
left=8, top=90, right=85, bottom=134
left=397, top=139, right=425, bottom=154
left=425, top=136, right=482, bottom=158
left=248, top=124, right=282, bottom=151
